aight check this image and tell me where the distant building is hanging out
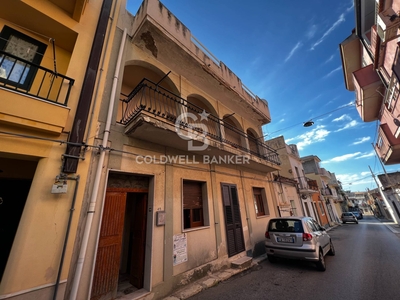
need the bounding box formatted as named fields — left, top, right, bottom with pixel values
left=265, top=136, right=315, bottom=218
left=301, top=155, right=341, bottom=226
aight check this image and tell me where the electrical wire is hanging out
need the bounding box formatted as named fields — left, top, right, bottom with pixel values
left=261, top=102, right=355, bottom=139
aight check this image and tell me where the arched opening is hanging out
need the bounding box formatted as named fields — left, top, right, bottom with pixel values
left=118, top=62, right=180, bottom=125
left=247, top=129, right=260, bottom=155
left=186, top=95, right=220, bottom=140
left=222, top=115, right=244, bottom=149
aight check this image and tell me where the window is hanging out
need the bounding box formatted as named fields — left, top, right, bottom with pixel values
left=253, top=187, right=269, bottom=217
left=377, top=136, right=383, bottom=149
left=183, top=180, right=207, bottom=229
left=306, top=219, right=319, bottom=232
left=0, top=26, right=47, bottom=90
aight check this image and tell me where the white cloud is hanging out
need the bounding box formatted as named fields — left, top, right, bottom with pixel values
left=337, top=173, right=373, bottom=188
left=291, top=125, right=330, bottom=150
left=285, top=42, right=302, bottom=62
left=279, top=118, right=285, bottom=123
left=340, top=100, right=355, bottom=107
left=333, top=114, right=351, bottom=122
left=323, top=66, right=342, bottom=78
left=355, top=151, right=375, bottom=159
left=335, top=120, right=358, bottom=132
left=352, top=137, right=371, bottom=145
left=311, top=14, right=345, bottom=50
left=323, top=54, right=335, bottom=65
left=346, top=2, right=354, bottom=13
left=306, top=24, right=317, bottom=39
left=323, top=152, right=361, bottom=163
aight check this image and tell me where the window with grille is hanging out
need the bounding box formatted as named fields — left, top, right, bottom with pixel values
left=0, top=25, right=47, bottom=90
left=183, top=180, right=207, bottom=229
left=253, top=187, right=269, bottom=217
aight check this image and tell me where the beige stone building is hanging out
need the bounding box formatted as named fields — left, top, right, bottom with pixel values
left=64, top=0, right=282, bottom=299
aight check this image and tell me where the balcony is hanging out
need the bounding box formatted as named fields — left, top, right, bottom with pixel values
left=339, top=31, right=361, bottom=91
left=0, top=50, right=74, bottom=134
left=119, top=79, right=281, bottom=172
left=375, top=123, right=400, bottom=165
left=297, top=176, right=319, bottom=195
left=318, top=168, right=331, bottom=179
left=321, top=187, right=333, bottom=197
left=353, top=64, right=384, bottom=122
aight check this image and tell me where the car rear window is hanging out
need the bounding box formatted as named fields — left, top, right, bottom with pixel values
left=268, top=219, right=304, bottom=233
left=343, top=213, right=353, bottom=216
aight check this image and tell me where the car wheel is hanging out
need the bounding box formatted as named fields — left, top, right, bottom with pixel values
left=328, top=240, right=335, bottom=256
left=316, top=249, right=326, bottom=271
left=356, top=221, right=358, bottom=224
left=343, top=222, right=346, bottom=224
left=267, top=255, right=278, bottom=263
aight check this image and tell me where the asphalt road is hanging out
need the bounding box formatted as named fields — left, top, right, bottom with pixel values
left=189, top=216, right=400, bottom=300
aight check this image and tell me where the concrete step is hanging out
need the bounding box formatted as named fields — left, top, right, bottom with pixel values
left=231, top=256, right=253, bottom=269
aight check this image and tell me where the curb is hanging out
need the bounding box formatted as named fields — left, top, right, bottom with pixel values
left=165, top=255, right=268, bottom=300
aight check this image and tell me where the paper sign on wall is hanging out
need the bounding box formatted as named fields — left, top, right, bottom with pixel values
left=173, top=233, right=187, bottom=266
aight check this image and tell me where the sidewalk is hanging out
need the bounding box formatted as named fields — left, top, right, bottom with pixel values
left=380, top=221, right=400, bottom=234
left=164, top=224, right=340, bottom=300
left=164, top=254, right=268, bottom=300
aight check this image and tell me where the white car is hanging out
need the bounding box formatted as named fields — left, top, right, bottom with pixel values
left=265, top=217, right=335, bottom=271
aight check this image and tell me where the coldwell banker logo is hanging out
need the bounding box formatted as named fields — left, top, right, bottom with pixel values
left=175, top=110, right=210, bottom=151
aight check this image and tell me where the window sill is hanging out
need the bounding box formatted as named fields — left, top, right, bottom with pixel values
left=182, top=225, right=211, bottom=233
left=256, top=214, right=270, bottom=219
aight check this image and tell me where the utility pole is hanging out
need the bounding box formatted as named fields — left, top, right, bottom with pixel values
left=368, top=165, right=396, bottom=222
left=371, top=143, right=400, bottom=224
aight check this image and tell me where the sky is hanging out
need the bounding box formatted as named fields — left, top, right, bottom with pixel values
left=126, top=0, right=397, bottom=192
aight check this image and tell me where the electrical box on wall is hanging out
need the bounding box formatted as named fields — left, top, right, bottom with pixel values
left=51, top=180, right=68, bottom=194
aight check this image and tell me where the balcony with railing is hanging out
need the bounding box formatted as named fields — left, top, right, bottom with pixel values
left=353, top=64, right=384, bottom=122
left=297, top=176, right=319, bottom=194
left=375, top=123, right=400, bottom=165
left=0, top=50, right=74, bottom=134
left=118, top=79, right=281, bottom=171
left=321, top=187, right=333, bottom=197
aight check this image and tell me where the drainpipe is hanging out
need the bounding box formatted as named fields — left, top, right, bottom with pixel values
left=53, top=175, right=80, bottom=300
left=69, top=27, right=127, bottom=300
left=62, top=0, right=114, bottom=174
left=239, top=170, right=253, bottom=255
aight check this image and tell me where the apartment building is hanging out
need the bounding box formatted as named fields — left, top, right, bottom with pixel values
left=0, top=0, right=111, bottom=299
left=64, top=0, right=282, bottom=299
left=340, top=0, right=400, bottom=164
left=265, top=136, right=318, bottom=219
left=301, top=155, right=341, bottom=226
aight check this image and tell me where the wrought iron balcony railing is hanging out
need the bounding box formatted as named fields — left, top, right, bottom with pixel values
left=321, top=187, right=333, bottom=196
left=119, top=79, right=280, bottom=165
left=0, top=50, right=74, bottom=105
left=297, top=176, right=319, bottom=191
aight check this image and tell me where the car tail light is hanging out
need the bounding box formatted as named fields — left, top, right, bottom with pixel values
left=265, top=231, right=270, bottom=239
left=302, top=233, right=313, bottom=241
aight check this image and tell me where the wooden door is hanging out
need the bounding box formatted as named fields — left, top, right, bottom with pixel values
left=221, top=184, right=245, bottom=257
left=129, top=194, right=147, bottom=288
left=91, top=191, right=127, bottom=300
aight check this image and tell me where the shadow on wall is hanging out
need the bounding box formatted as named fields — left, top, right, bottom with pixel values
left=252, top=241, right=266, bottom=258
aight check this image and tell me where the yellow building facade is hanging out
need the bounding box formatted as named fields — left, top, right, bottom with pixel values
left=0, top=0, right=117, bottom=299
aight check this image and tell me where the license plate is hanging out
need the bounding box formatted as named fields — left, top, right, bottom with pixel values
left=277, top=237, right=294, bottom=243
